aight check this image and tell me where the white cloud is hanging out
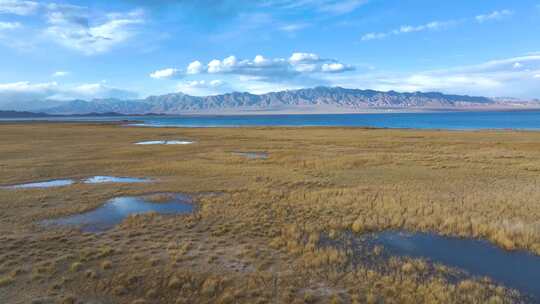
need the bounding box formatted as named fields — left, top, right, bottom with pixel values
left=319, top=0, right=368, bottom=14
left=207, top=56, right=242, bottom=73
left=0, top=81, right=58, bottom=103
left=49, top=83, right=137, bottom=100
left=184, top=79, right=225, bottom=88
left=253, top=55, right=270, bottom=65
left=362, top=10, right=512, bottom=42
left=476, top=10, right=513, bottom=23
left=289, top=52, right=321, bottom=64
left=0, top=0, right=39, bottom=16
left=52, top=71, right=69, bottom=77
left=362, top=20, right=455, bottom=41
left=186, top=60, right=203, bottom=75
left=0, top=81, right=137, bottom=107
left=328, top=54, right=540, bottom=98
left=159, top=52, right=353, bottom=95
left=321, top=63, right=354, bottom=73
left=449, top=55, right=540, bottom=73
left=279, top=23, right=310, bottom=32
left=176, top=79, right=230, bottom=96
left=262, top=0, right=368, bottom=15
left=0, top=2, right=145, bottom=54
left=398, top=21, right=447, bottom=33
left=150, top=68, right=182, bottom=79
left=361, top=32, right=387, bottom=41
left=44, top=7, right=145, bottom=55
left=0, top=21, right=20, bottom=30
left=376, top=74, right=500, bottom=92
left=513, top=62, right=523, bottom=69
left=180, top=53, right=354, bottom=82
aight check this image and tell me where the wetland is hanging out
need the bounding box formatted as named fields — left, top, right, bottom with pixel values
left=1, top=122, right=540, bottom=303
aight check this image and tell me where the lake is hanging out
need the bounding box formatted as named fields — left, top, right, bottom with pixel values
left=4, top=111, right=540, bottom=130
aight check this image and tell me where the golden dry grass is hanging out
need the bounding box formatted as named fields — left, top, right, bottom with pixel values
left=0, top=122, right=539, bottom=303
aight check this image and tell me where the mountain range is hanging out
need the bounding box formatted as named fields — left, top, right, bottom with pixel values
left=9, top=87, right=540, bottom=115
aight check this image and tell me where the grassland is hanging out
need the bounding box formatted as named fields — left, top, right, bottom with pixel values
left=1, top=123, right=539, bottom=303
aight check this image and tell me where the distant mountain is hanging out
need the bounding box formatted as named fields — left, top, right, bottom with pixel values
left=39, top=87, right=538, bottom=115
left=45, top=99, right=154, bottom=115
left=0, top=110, right=51, bottom=118
left=1, top=99, right=68, bottom=112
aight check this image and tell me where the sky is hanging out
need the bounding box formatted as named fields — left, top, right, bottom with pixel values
left=0, top=0, right=539, bottom=109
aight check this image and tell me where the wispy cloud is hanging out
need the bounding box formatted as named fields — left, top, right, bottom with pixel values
left=475, top=10, right=513, bottom=23
left=0, top=20, right=21, bottom=30
left=278, top=22, right=311, bottom=32
left=176, top=79, right=230, bottom=96
left=0, top=1, right=145, bottom=54
left=0, top=81, right=137, bottom=106
left=50, top=82, right=137, bottom=100
left=317, top=0, right=368, bottom=14
left=0, top=0, right=39, bottom=16
left=52, top=71, right=69, bottom=77
left=362, top=9, right=513, bottom=41
left=260, top=0, right=368, bottom=15
left=362, top=20, right=457, bottom=41
left=44, top=6, right=145, bottom=55
left=329, top=54, right=540, bottom=98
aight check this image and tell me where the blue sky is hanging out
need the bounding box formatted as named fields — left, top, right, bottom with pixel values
left=0, top=0, right=539, bottom=108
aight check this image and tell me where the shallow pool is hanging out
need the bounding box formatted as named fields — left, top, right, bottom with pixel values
left=371, top=231, right=540, bottom=300
left=82, top=176, right=151, bottom=184
left=232, top=151, right=269, bottom=159
left=1, top=179, right=75, bottom=189
left=2, top=176, right=152, bottom=189
left=41, top=193, right=194, bottom=232
left=135, top=140, right=193, bottom=145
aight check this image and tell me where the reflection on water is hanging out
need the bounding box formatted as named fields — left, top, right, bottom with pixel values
left=5, top=112, right=540, bottom=130
left=1, top=179, right=75, bottom=189
left=135, top=140, right=193, bottom=145
left=41, top=193, right=194, bottom=232
left=372, top=231, right=540, bottom=300
left=232, top=151, right=269, bottom=159
left=2, top=176, right=152, bottom=189
left=82, top=176, right=151, bottom=184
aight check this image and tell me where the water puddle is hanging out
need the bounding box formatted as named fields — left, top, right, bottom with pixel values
left=2, top=176, right=152, bottom=189
left=82, top=176, right=151, bottom=184
left=135, top=140, right=193, bottom=145
left=1, top=179, right=75, bottom=189
left=232, top=151, right=269, bottom=159
left=331, top=231, right=540, bottom=300
left=41, top=193, right=194, bottom=232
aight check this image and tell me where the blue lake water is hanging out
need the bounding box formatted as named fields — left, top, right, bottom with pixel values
left=41, top=194, right=194, bottom=232
left=128, top=111, right=540, bottom=129
left=5, top=111, right=540, bottom=129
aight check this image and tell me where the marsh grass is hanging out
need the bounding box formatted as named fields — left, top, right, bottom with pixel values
left=0, top=124, right=538, bottom=303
